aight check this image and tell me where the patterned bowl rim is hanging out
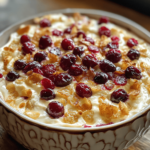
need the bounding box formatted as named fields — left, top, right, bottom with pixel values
left=0, top=8, right=150, bottom=132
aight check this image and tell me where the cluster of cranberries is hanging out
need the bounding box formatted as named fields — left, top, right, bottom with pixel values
left=4, top=16, right=143, bottom=119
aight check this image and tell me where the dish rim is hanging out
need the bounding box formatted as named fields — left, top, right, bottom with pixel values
left=0, top=8, right=150, bottom=132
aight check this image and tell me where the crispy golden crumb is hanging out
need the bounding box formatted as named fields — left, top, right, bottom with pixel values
left=63, top=111, right=79, bottom=124
left=19, top=102, right=26, bottom=108
left=82, top=110, right=94, bottom=124
left=28, top=73, right=43, bottom=83
left=17, top=25, right=30, bottom=35
left=119, top=101, right=129, bottom=115
left=78, top=97, right=92, bottom=111
left=24, top=110, right=40, bottom=119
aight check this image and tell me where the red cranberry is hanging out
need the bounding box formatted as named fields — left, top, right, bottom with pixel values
left=41, top=78, right=55, bottom=89
left=42, top=64, right=56, bottom=77
left=39, top=35, right=52, bottom=49
left=52, top=29, right=63, bottom=36
left=20, top=35, right=30, bottom=44
left=82, top=54, right=98, bottom=68
left=48, top=47, right=61, bottom=56
left=23, top=61, right=42, bottom=73
left=69, top=64, right=83, bottom=76
left=88, top=45, right=99, bottom=53
left=99, top=59, right=116, bottom=72
left=107, top=72, right=115, bottom=80
left=107, top=41, right=119, bottom=49
left=14, top=60, right=26, bottom=70
left=22, top=42, right=35, bottom=54
left=47, top=74, right=55, bottom=83
left=40, top=89, right=55, bottom=100
left=94, top=72, right=108, bottom=84
left=98, top=26, right=111, bottom=37
left=98, top=16, right=109, bottom=24
left=111, top=89, right=128, bottom=103
left=47, top=101, right=64, bottom=118
left=0, top=73, right=3, bottom=78
left=40, top=18, right=51, bottom=28
left=34, top=51, right=47, bottom=63
left=106, top=49, right=122, bottom=63
left=127, top=38, right=138, bottom=48
left=84, top=37, right=95, bottom=45
left=77, top=31, right=86, bottom=38
left=64, top=24, right=75, bottom=34
left=104, top=80, right=115, bottom=90
left=33, top=68, right=44, bottom=75
left=61, top=38, right=75, bottom=50
left=114, top=75, right=127, bottom=86
left=60, top=54, right=76, bottom=71
left=73, top=46, right=84, bottom=57
left=111, top=36, right=120, bottom=42
left=64, top=27, right=72, bottom=34
left=6, top=71, right=20, bottom=81
left=127, top=49, right=140, bottom=60
left=54, top=73, right=72, bottom=87
left=125, top=66, right=142, bottom=80
left=76, top=83, right=92, bottom=98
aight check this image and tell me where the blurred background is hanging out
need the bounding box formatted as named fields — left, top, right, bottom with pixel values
left=0, top=0, right=150, bottom=32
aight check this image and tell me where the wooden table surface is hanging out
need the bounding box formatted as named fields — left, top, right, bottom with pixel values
left=0, top=0, right=150, bottom=149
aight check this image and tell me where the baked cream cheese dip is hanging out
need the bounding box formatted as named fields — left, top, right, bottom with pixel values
left=0, top=13, right=150, bottom=128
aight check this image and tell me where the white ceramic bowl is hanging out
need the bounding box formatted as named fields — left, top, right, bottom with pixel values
left=0, top=8, right=150, bottom=150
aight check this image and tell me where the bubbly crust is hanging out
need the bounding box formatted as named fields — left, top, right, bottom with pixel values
left=0, top=13, right=150, bottom=127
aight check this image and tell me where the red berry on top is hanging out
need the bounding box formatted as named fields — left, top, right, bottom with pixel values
left=22, top=42, right=35, bottom=54
left=68, top=64, right=83, bottom=76
left=77, top=31, right=86, bottom=38
left=14, top=60, right=26, bottom=70
left=73, top=46, right=85, bottom=57
left=111, top=36, right=120, bottom=42
left=127, top=38, right=138, bottom=48
left=98, top=26, right=111, bottom=37
left=114, top=75, right=127, bottom=86
left=76, top=83, right=92, bottom=98
left=40, top=18, right=51, bottom=28
left=61, top=38, right=75, bottom=50
left=33, top=68, right=44, bottom=75
left=99, top=59, right=116, bottom=73
left=106, top=49, right=122, bottom=63
left=40, top=89, right=55, bottom=100
left=34, top=51, right=47, bottom=63
left=127, top=49, right=140, bottom=60
left=82, top=54, right=98, bottom=68
left=52, top=29, right=63, bottom=36
left=107, top=41, right=119, bottom=49
left=111, top=89, right=128, bottom=103
left=39, top=35, right=52, bottom=49
left=125, top=66, right=142, bottom=80
left=98, top=16, right=109, bottom=24
left=47, top=101, right=64, bottom=118
left=88, top=45, right=99, bottom=53
left=6, top=71, right=20, bottom=81
left=48, top=47, right=61, bottom=56
left=20, top=35, right=30, bottom=44
left=0, top=73, right=3, bottom=78
left=42, top=64, right=56, bottom=77
left=94, top=72, right=108, bottom=84
left=54, top=73, right=72, bottom=87
left=85, top=37, right=95, bottom=45
left=23, top=61, right=42, bottom=73
left=60, top=54, right=76, bottom=71
left=41, top=78, right=55, bottom=89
